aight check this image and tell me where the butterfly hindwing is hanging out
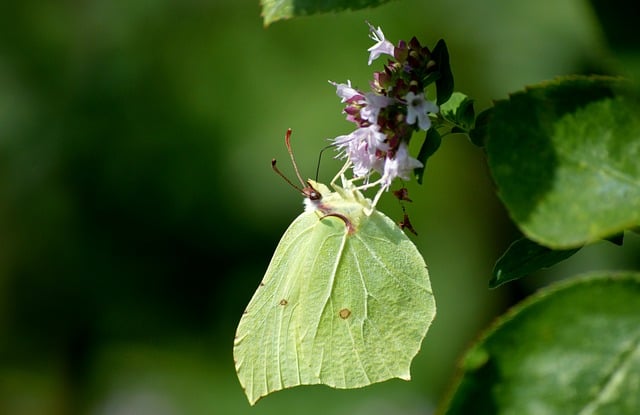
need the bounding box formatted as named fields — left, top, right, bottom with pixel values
left=234, top=183, right=435, bottom=405
left=309, top=209, right=434, bottom=388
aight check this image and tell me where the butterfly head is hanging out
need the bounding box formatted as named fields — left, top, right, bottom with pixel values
left=303, top=181, right=322, bottom=201
left=302, top=181, right=324, bottom=212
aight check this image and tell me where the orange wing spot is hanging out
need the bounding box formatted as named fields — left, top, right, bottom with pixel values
left=339, top=308, right=351, bottom=319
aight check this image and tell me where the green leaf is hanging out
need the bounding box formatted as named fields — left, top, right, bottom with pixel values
left=486, top=76, right=640, bottom=248
left=443, top=272, right=640, bottom=415
left=415, top=127, right=441, bottom=184
left=490, top=237, right=581, bottom=288
left=432, top=39, right=454, bottom=105
left=440, top=92, right=475, bottom=132
left=440, top=92, right=467, bottom=118
left=469, top=107, right=491, bottom=147
left=589, top=0, right=640, bottom=78
left=605, top=232, right=625, bottom=246
left=260, top=0, right=396, bottom=26
left=234, top=180, right=435, bottom=405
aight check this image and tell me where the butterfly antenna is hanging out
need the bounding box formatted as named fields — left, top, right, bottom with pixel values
left=315, top=143, right=338, bottom=182
left=272, top=129, right=321, bottom=202
left=284, top=128, right=306, bottom=187
left=271, top=159, right=305, bottom=194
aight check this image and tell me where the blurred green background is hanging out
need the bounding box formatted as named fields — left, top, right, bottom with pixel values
left=1, top=1, right=639, bottom=414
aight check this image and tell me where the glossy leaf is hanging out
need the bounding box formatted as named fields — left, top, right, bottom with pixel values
left=486, top=76, right=640, bottom=248
left=490, top=237, right=581, bottom=288
left=469, top=107, right=491, bottom=147
left=443, top=272, right=640, bottom=415
left=260, top=0, right=396, bottom=26
left=589, top=0, right=640, bottom=77
left=440, top=91, right=475, bottom=133
left=415, top=128, right=441, bottom=184
left=604, top=232, right=625, bottom=246
left=432, top=39, right=454, bottom=105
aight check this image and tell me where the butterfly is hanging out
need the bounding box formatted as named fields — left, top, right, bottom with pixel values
left=233, top=129, right=435, bottom=405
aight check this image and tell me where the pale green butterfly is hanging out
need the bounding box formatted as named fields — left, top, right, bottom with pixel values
left=233, top=129, right=436, bottom=405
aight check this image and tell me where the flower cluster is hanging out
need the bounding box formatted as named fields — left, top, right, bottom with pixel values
left=330, top=23, right=440, bottom=201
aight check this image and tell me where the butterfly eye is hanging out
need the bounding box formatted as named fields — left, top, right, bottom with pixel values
left=304, top=183, right=322, bottom=201
left=301, top=186, right=321, bottom=201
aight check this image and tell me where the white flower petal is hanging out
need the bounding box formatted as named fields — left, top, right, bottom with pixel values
left=330, top=80, right=361, bottom=103
left=382, top=142, right=423, bottom=189
left=360, top=93, right=395, bottom=124
left=366, top=22, right=395, bottom=65
left=332, top=125, right=388, bottom=177
left=404, top=91, right=439, bottom=131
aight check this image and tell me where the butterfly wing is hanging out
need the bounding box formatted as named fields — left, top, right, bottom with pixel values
left=234, top=210, right=329, bottom=404
left=234, top=198, right=435, bottom=405
left=312, top=209, right=435, bottom=388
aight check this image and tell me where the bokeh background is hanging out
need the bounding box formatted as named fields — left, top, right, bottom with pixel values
left=1, top=1, right=639, bottom=414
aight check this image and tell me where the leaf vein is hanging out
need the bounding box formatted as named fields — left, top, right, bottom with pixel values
left=578, top=329, right=640, bottom=415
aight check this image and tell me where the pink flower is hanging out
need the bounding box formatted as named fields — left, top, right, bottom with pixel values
left=330, top=80, right=362, bottom=103
left=367, top=22, right=395, bottom=66
left=382, top=141, right=423, bottom=189
left=361, top=93, right=395, bottom=124
left=333, top=125, right=389, bottom=177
